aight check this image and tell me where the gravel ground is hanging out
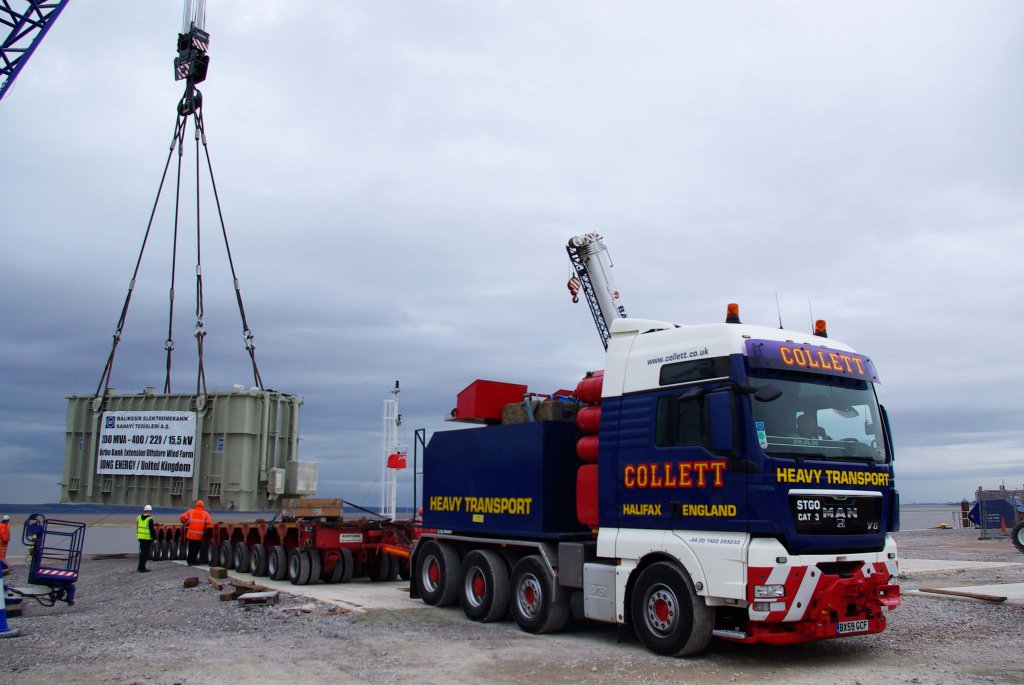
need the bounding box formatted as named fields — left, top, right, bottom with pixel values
left=2, top=528, right=1023, bottom=685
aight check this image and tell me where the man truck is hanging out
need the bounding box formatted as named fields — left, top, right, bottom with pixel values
left=409, top=234, right=900, bottom=656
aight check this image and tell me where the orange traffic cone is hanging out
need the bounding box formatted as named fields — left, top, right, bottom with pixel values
left=1001, top=516, right=1008, bottom=534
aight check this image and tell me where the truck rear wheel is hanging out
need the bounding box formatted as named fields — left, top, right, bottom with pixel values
left=460, top=549, right=510, bottom=623
left=510, top=555, right=568, bottom=634
left=414, top=540, right=460, bottom=606
left=268, top=545, right=287, bottom=580
left=233, top=542, right=251, bottom=573
left=1012, top=522, right=1024, bottom=553
left=250, top=544, right=268, bottom=576
left=629, top=561, right=714, bottom=657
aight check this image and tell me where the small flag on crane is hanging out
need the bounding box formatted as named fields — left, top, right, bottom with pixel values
left=567, top=276, right=581, bottom=303
left=387, top=452, right=407, bottom=469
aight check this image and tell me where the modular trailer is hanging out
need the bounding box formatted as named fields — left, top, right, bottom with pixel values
left=411, top=313, right=901, bottom=657
left=151, top=514, right=416, bottom=585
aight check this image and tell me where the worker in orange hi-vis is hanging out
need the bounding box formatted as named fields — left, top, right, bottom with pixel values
left=179, top=500, right=213, bottom=567
left=0, top=514, right=10, bottom=563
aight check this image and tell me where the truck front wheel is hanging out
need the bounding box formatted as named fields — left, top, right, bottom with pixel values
left=1012, top=521, right=1024, bottom=553
left=414, top=540, right=460, bottom=606
left=630, top=561, right=714, bottom=657
left=510, top=555, right=569, bottom=634
left=460, top=549, right=510, bottom=622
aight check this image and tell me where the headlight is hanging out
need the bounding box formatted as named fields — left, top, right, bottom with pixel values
left=754, top=584, right=786, bottom=599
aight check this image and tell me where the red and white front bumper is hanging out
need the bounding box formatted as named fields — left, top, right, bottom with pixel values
left=726, top=539, right=901, bottom=645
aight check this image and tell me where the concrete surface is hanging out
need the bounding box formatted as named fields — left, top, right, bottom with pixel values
left=176, top=561, right=419, bottom=613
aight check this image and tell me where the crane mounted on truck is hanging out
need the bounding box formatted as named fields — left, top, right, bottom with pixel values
left=409, top=237, right=900, bottom=657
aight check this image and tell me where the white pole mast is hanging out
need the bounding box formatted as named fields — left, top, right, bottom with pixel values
left=380, top=381, right=402, bottom=519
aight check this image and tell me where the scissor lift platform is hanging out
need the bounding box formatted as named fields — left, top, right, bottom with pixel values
left=7, top=514, right=86, bottom=607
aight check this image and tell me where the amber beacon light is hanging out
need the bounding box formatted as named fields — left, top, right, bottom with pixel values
left=725, top=303, right=742, bottom=324
left=814, top=319, right=828, bottom=338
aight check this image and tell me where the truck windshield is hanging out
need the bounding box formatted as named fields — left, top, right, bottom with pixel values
left=748, top=372, right=889, bottom=464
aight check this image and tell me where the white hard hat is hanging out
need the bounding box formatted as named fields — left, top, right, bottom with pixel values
left=143, top=505, right=153, bottom=512
left=1, top=514, right=8, bottom=521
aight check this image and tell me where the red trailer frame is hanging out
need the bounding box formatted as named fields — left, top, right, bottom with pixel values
left=151, top=515, right=418, bottom=585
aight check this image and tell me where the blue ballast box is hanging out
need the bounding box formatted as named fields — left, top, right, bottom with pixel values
left=423, top=421, right=589, bottom=538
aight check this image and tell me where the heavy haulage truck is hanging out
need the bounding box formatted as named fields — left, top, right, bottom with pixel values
left=409, top=234, right=900, bottom=657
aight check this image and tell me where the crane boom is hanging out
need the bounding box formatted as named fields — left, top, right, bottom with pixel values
left=0, top=0, right=72, bottom=102
left=566, top=232, right=628, bottom=350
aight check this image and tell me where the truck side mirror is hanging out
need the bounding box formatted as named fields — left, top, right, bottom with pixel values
left=708, top=391, right=734, bottom=453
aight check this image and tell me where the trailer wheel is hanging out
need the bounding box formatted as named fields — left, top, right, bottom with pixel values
left=510, top=555, right=568, bottom=634
left=249, top=544, right=268, bottom=576
left=268, top=545, right=287, bottom=580
left=329, top=548, right=354, bottom=583
left=368, top=551, right=391, bottom=582
left=307, top=549, right=322, bottom=585
left=460, top=549, right=510, bottom=623
left=629, top=561, right=714, bottom=657
left=414, top=540, right=460, bottom=606
left=219, top=540, right=235, bottom=570
left=289, top=549, right=313, bottom=585
left=388, top=554, right=401, bottom=581
left=1012, top=522, right=1024, bottom=554
left=233, top=542, right=251, bottom=573
left=206, top=539, right=220, bottom=567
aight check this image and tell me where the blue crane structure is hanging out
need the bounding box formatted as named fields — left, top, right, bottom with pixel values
left=0, top=0, right=72, bottom=101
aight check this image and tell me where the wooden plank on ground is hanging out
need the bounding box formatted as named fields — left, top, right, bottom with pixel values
left=919, top=587, right=1007, bottom=602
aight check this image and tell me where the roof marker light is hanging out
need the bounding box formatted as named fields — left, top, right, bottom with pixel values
left=814, top=319, right=828, bottom=338
left=726, top=303, right=741, bottom=324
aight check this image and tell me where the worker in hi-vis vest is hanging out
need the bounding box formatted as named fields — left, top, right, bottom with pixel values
left=179, top=500, right=213, bottom=567
left=0, top=514, right=10, bottom=562
left=136, top=505, right=156, bottom=573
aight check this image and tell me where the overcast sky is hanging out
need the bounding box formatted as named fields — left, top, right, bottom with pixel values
left=1, top=1, right=1021, bottom=508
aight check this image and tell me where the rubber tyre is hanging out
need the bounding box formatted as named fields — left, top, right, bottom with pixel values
left=1012, top=521, right=1024, bottom=554
left=398, top=558, right=411, bottom=581
left=250, top=544, right=269, bottom=576
left=307, top=549, right=322, bottom=585
left=629, top=561, right=714, bottom=657
left=219, top=540, right=235, bottom=570
left=369, top=552, right=392, bottom=582
left=207, top=539, right=221, bottom=567
left=459, top=549, right=510, bottom=623
left=150, top=540, right=162, bottom=562
left=329, top=548, right=354, bottom=583
left=509, top=554, right=569, bottom=634
left=268, top=545, right=288, bottom=580
left=289, top=549, right=313, bottom=585
left=233, top=542, right=251, bottom=573
left=414, top=540, right=460, bottom=606
left=387, top=555, right=401, bottom=581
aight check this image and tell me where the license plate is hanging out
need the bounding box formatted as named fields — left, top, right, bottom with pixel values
left=837, top=619, right=869, bottom=635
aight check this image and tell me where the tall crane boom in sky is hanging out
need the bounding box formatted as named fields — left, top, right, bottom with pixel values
left=0, top=0, right=72, bottom=101
left=566, top=232, right=628, bottom=350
